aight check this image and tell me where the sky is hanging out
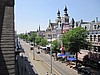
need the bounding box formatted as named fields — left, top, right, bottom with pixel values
left=15, top=0, right=100, bottom=34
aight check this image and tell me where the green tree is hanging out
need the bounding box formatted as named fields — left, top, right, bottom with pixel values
left=40, top=38, right=48, bottom=46
left=35, top=35, right=42, bottom=45
left=18, top=34, right=24, bottom=39
left=29, top=32, right=37, bottom=44
left=24, top=34, right=28, bottom=41
left=18, top=33, right=28, bottom=41
left=51, top=40, right=60, bottom=60
left=62, top=26, right=87, bottom=67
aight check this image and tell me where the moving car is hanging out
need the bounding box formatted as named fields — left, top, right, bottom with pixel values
left=36, top=50, right=40, bottom=54
left=30, top=44, right=34, bottom=50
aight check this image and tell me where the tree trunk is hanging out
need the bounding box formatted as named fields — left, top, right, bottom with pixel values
left=55, top=52, right=57, bottom=61
left=76, top=52, right=78, bottom=68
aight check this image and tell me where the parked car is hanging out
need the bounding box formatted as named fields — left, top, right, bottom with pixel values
left=30, top=44, right=34, bottom=50
left=41, top=46, right=47, bottom=50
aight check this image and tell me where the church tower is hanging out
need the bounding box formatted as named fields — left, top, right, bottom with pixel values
left=62, top=5, right=69, bottom=23
left=39, top=25, right=40, bottom=31
left=62, top=5, right=70, bottom=33
left=56, top=9, right=61, bottom=24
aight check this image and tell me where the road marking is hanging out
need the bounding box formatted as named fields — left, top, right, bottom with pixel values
left=36, top=51, right=61, bottom=75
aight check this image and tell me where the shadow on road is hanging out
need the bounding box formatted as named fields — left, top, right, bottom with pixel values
left=24, top=57, right=38, bottom=75
left=17, top=56, right=38, bottom=75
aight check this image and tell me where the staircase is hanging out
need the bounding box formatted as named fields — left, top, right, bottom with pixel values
left=0, top=0, right=15, bottom=75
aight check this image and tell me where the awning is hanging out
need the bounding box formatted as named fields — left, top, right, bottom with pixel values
left=58, top=54, right=66, bottom=58
left=67, top=58, right=77, bottom=61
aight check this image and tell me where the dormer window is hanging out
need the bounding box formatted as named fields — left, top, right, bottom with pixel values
left=97, top=25, right=100, bottom=29
left=94, top=25, right=96, bottom=29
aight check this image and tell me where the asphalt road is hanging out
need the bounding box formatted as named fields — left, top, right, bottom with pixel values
left=20, top=39, right=80, bottom=75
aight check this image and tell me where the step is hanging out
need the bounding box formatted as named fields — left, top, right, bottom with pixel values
left=1, top=35, right=14, bottom=37
left=8, top=68, right=15, bottom=75
left=2, top=31, right=14, bottom=33
left=2, top=50, right=15, bottom=54
left=1, top=33, right=14, bottom=35
left=1, top=44, right=15, bottom=48
left=1, top=39, right=15, bottom=42
left=3, top=53, right=15, bottom=58
left=1, top=42, right=14, bottom=45
left=4, top=57, right=15, bottom=62
left=0, top=48, right=15, bottom=51
left=1, top=37, right=14, bottom=40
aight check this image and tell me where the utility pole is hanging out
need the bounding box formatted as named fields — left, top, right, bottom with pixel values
left=33, top=37, right=35, bottom=60
left=50, top=23, right=52, bottom=75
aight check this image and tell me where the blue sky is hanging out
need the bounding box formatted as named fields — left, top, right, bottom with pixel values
left=15, top=0, right=100, bottom=34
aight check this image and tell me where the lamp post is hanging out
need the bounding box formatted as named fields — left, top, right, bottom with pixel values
left=33, top=37, right=35, bottom=60
left=50, top=34, right=52, bottom=75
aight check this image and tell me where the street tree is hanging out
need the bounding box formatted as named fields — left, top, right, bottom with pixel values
left=51, top=40, right=60, bottom=60
left=18, top=33, right=28, bottom=41
left=62, top=26, right=87, bottom=67
left=29, top=32, right=37, bottom=44
left=18, top=33, right=24, bottom=39
left=39, top=38, right=48, bottom=46
left=35, top=35, right=42, bottom=45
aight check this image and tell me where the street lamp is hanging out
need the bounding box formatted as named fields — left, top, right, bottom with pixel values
left=50, top=34, right=52, bottom=75
left=33, top=37, right=35, bottom=60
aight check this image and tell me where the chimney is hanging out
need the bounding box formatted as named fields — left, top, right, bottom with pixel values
left=96, top=17, right=98, bottom=22
left=81, top=19, right=83, bottom=23
left=49, top=19, right=51, bottom=23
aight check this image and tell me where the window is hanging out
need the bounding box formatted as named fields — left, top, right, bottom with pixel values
left=94, top=25, right=96, bottom=29
left=97, top=25, right=100, bottom=29
left=94, top=35, right=96, bottom=41
left=90, top=35, right=92, bottom=41
left=98, top=35, right=100, bottom=42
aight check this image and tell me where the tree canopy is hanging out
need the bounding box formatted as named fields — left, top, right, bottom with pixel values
left=35, top=35, right=42, bottom=45
left=51, top=40, right=60, bottom=53
left=62, top=26, right=87, bottom=53
left=39, top=38, right=48, bottom=46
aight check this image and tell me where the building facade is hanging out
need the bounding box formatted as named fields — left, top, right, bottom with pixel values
left=45, top=5, right=71, bottom=43
left=74, top=18, right=100, bottom=52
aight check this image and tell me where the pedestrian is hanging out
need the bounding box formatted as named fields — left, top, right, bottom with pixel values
left=46, top=72, right=48, bottom=75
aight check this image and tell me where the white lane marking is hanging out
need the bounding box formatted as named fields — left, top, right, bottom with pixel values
left=36, top=52, right=61, bottom=75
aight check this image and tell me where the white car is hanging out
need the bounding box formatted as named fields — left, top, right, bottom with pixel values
left=41, top=46, right=47, bottom=50
left=36, top=50, right=40, bottom=54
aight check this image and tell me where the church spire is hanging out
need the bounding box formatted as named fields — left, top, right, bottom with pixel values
left=39, top=25, right=40, bottom=31
left=64, top=5, right=68, bottom=16
left=57, top=9, right=61, bottom=19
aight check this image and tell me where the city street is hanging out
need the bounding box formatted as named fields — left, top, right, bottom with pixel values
left=20, top=39, right=80, bottom=75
